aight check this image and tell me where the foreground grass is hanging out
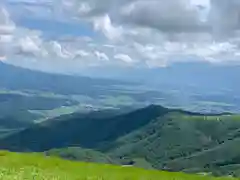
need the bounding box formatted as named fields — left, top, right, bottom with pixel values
left=0, top=151, right=238, bottom=180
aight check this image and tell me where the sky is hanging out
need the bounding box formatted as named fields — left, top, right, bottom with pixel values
left=1, top=0, right=240, bottom=73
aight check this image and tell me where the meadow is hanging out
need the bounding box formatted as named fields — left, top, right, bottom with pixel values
left=0, top=151, right=237, bottom=180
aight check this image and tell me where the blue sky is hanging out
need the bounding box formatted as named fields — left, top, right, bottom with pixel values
left=1, top=0, right=240, bottom=73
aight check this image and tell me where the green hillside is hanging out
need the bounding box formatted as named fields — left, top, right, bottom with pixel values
left=0, top=105, right=170, bottom=151
left=1, top=105, right=240, bottom=176
left=0, top=91, right=80, bottom=138
left=108, top=112, right=240, bottom=176
left=0, top=151, right=236, bottom=180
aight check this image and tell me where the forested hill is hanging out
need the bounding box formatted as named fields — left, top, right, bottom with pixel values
left=0, top=105, right=170, bottom=151
left=1, top=105, right=240, bottom=176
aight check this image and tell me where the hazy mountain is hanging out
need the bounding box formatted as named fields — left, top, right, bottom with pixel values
left=1, top=61, right=240, bottom=113
left=0, top=62, right=128, bottom=96
left=79, top=62, right=240, bottom=93
left=5, top=61, right=240, bottom=94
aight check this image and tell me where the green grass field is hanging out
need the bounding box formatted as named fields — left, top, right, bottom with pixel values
left=0, top=151, right=238, bottom=180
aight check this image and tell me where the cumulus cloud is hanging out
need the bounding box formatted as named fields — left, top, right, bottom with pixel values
left=0, top=56, right=6, bottom=61
left=47, top=41, right=71, bottom=59
left=0, top=7, right=15, bottom=41
left=17, top=36, right=44, bottom=56
left=0, top=6, right=47, bottom=59
left=114, top=54, right=134, bottom=63
left=120, top=0, right=207, bottom=33
left=0, top=7, right=15, bottom=34
left=0, top=6, right=15, bottom=57
left=55, top=0, right=240, bottom=37
left=4, top=0, right=240, bottom=36
left=2, top=0, right=240, bottom=71
left=94, top=51, right=109, bottom=61
left=209, top=0, right=240, bottom=37
left=74, top=50, right=90, bottom=58
left=93, top=14, right=123, bottom=40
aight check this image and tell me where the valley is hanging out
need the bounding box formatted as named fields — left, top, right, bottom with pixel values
left=2, top=0, right=240, bottom=179
left=0, top=62, right=240, bottom=178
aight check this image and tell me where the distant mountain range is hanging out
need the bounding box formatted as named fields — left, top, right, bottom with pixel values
left=4, top=61, right=240, bottom=94
left=0, top=105, right=240, bottom=176
left=0, top=62, right=128, bottom=96
left=1, top=61, right=240, bottom=113
left=0, top=62, right=130, bottom=137
left=79, top=62, right=240, bottom=93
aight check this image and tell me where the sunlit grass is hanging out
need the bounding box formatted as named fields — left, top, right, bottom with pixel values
left=0, top=151, right=237, bottom=180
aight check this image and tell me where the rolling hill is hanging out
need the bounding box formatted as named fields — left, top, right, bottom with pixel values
left=0, top=91, right=80, bottom=138
left=0, top=105, right=170, bottom=151
left=1, top=105, right=240, bottom=176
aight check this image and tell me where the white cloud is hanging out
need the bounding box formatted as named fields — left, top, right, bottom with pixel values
left=74, top=50, right=90, bottom=57
left=0, top=6, right=47, bottom=59
left=93, top=14, right=123, bottom=40
left=0, top=34, right=13, bottom=43
left=3, top=0, right=240, bottom=36
left=0, top=56, right=6, bottom=61
left=209, top=0, right=240, bottom=38
left=114, top=54, right=134, bottom=63
left=0, top=6, right=15, bottom=59
left=78, top=3, right=92, bottom=15
left=0, top=7, right=15, bottom=32
left=48, top=41, right=70, bottom=58
left=120, top=0, right=205, bottom=33
left=18, top=36, right=42, bottom=55
left=52, top=0, right=240, bottom=36
left=94, top=51, right=109, bottom=61
left=2, top=0, right=240, bottom=71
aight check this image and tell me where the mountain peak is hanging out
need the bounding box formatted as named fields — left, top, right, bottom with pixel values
left=146, top=104, right=169, bottom=111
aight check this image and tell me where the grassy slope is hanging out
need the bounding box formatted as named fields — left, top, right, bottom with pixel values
left=1, top=106, right=240, bottom=176
left=46, top=147, right=117, bottom=164
left=0, top=151, right=237, bottom=180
